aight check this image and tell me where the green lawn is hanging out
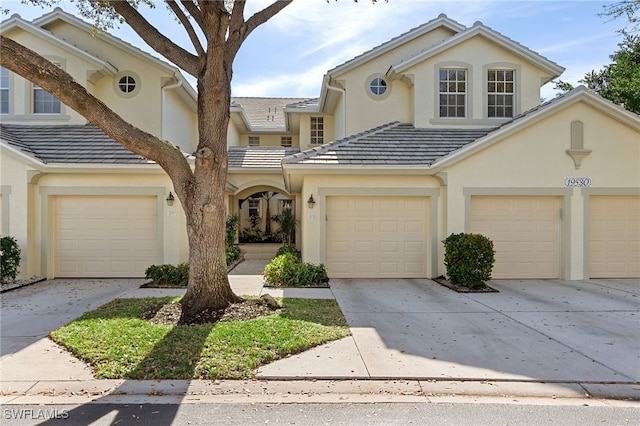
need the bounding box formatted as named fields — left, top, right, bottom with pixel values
left=49, top=297, right=349, bottom=380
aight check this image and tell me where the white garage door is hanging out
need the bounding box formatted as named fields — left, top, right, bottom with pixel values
left=54, top=196, right=158, bottom=277
left=470, top=196, right=560, bottom=279
left=590, top=195, right=640, bottom=278
left=326, top=196, right=428, bottom=278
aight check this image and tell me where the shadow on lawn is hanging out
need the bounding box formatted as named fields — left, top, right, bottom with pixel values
left=41, top=300, right=214, bottom=426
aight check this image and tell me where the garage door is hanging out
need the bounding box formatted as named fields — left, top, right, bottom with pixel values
left=589, top=195, right=640, bottom=278
left=54, top=196, right=158, bottom=277
left=470, top=196, right=560, bottom=279
left=326, top=196, right=428, bottom=278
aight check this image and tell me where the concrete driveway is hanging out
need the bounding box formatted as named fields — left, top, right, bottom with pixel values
left=328, top=278, right=639, bottom=383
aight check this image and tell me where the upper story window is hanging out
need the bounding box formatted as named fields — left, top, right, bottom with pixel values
left=248, top=136, right=260, bottom=146
left=370, top=78, right=387, bottom=95
left=33, top=61, right=62, bottom=114
left=310, top=116, right=324, bottom=145
left=114, top=71, right=141, bottom=98
left=439, top=69, right=466, bottom=118
left=281, top=136, right=292, bottom=147
left=118, top=75, right=136, bottom=93
left=0, top=67, right=9, bottom=114
left=488, top=70, right=514, bottom=118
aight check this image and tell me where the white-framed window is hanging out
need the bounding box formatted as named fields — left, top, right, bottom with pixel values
left=439, top=68, right=466, bottom=118
left=33, top=85, right=61, bottom=114
left=33, top=62, right=62, bottom=114
left=279, top=199, right=294, bottom=213
left=0, top=66, right=9, bottom=114
left=281, top=136, right=292, bottom=147
left=370, top=77, right=387, bottom=95
left=310, top=116, right=324, bottom=145
left=118, top=75, right=137, bottom=94
left=248, top=199, right=260, bottom=217
left=488, top=69, right=514, bottom=118
left=248, top=136, right=260, bottom=146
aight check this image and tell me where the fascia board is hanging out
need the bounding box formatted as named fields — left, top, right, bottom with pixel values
left=37, top=163, right=166, bottom=174
left=281, top=163, right=434, bottom=175
left=230, top=106, right=253, bottom=132
left=1, top=17, right=117, bottom=76
left=390, top=25, right=565, bottom=79
left=0, top=142, right=45, bottom=168
left=327, top=15, right=465, bottom=78
left=228, top=167, right=284, bottom=174
left=33, top=9, right=197, bottom=104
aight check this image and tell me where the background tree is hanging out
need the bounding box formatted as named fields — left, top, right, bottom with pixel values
left=0, top=0, right=293, bottom=323
left=553, top=33, right=640, bottom=114
left=553, top=2, right=640, bottom=114
left=601, top=0, right=640, bottom=34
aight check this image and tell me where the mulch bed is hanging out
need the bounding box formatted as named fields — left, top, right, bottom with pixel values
left=142, top=294, right=281, bottom=325
left=433, top=276, right=498, bottom=293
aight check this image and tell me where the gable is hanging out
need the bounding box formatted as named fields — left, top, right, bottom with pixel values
left=437, top=88, right=640, bottom=187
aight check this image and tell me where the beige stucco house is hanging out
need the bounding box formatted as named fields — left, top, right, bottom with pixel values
left=1, top=11, right=638, bottom=281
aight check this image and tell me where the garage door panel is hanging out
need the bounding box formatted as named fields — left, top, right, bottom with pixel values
left=55, top=196, right=158, bottom=277
left=471, top=196, right=560, bottom=279
left=326, top=196, right=428, bottom=278
left=590, top=196, right=640, bottom=278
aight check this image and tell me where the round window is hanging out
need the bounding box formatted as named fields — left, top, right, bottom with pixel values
left=118, top=75, right=136, bottom=93
left=370, top=77, right=387, bottom=95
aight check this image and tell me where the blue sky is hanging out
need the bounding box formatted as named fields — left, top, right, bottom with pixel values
left=4, top=1, right=625, bottom=101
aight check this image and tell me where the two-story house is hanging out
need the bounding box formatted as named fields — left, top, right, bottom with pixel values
left=1, top=10, right=638, bottom=281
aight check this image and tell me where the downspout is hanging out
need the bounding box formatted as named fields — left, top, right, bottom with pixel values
left=324, top=77, right=346, bottom=139
left=161, top=74, right=183, bottom=140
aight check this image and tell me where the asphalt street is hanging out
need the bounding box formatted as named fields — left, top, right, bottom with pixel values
left=2, top=402, right=639, bottom=426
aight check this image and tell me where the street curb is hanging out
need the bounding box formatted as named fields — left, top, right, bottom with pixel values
left=2, top=379, right=639, bottom=406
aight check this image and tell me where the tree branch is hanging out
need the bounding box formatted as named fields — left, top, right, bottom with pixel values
left=166, top=0, right=206, bottom=58
left=0, top=35, right=194, bottom=187
left=181, top=0, right=204, bottom=30
left=106, top=0, right=201, bottom=77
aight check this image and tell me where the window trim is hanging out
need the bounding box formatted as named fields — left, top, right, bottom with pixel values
left=248, top=136, right=260, bottom=146
left=281, top=136, right=292, bottom=147
left=113, top=71, right=141, bottom=98
left=247, top=199, right=261, bottom=218
left=483, top=63, right=520, bottom=119
left=434, top=62, right=472, bottom=120
left=365, top=73, right=392, bottom=100
left=32, top=59, right=64, bottom=115
left=0, top=66, right=10, bottom=115
left=310, top=116, right=324, bottom=145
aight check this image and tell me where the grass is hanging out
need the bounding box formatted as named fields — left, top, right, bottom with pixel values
left=49, top=297, right=349, bottom=380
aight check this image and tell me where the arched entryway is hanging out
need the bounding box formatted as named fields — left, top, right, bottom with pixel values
left=230, top=185, right=297, bottom=245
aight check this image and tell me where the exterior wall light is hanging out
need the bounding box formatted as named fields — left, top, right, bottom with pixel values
left=166, top=191, right=175, bottom=207
left=307, top=194, right=316, bottom=209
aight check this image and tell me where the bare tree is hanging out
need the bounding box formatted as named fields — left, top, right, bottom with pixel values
left=0, top=0, right=293, bottom=323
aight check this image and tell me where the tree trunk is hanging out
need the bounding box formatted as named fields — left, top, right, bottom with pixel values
left=179, top=41, right=241, bottom=323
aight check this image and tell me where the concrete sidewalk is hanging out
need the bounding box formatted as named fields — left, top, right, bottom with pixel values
left=1, top=260, right=639, bottom=404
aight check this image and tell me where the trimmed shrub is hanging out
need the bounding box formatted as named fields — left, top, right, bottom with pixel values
left=443, top=233, right=495, bottom=289
left=1, top=236, right=21, bottom=282
left=225, top=214, right=241, bottom=247
left=145, top=263, right=189, bottom=287
left=226, top=245, right=242, bottom=266
left=276, top=244, right=301, bottom=260
left=263, top=253, right=328, bottom=287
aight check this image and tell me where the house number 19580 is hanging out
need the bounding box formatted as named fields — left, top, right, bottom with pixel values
left=564, top=177, right=592, bottom=187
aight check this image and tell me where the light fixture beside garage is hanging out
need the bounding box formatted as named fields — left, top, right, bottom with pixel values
left=307, top=194, right=316, bottom=209
left=166, top=192, right=175, bottom=207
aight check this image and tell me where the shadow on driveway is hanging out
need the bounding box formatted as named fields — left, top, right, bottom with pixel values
left=330, top=278, right=640, bottom=383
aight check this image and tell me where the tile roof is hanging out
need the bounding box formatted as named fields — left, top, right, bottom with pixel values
left=228, top=146, right=299, bottom=169
left=231, top=97, right=312, bottom=129
left=0, top=124, right=151, bottom=164
left=283, top=122, right=497, bottom=166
